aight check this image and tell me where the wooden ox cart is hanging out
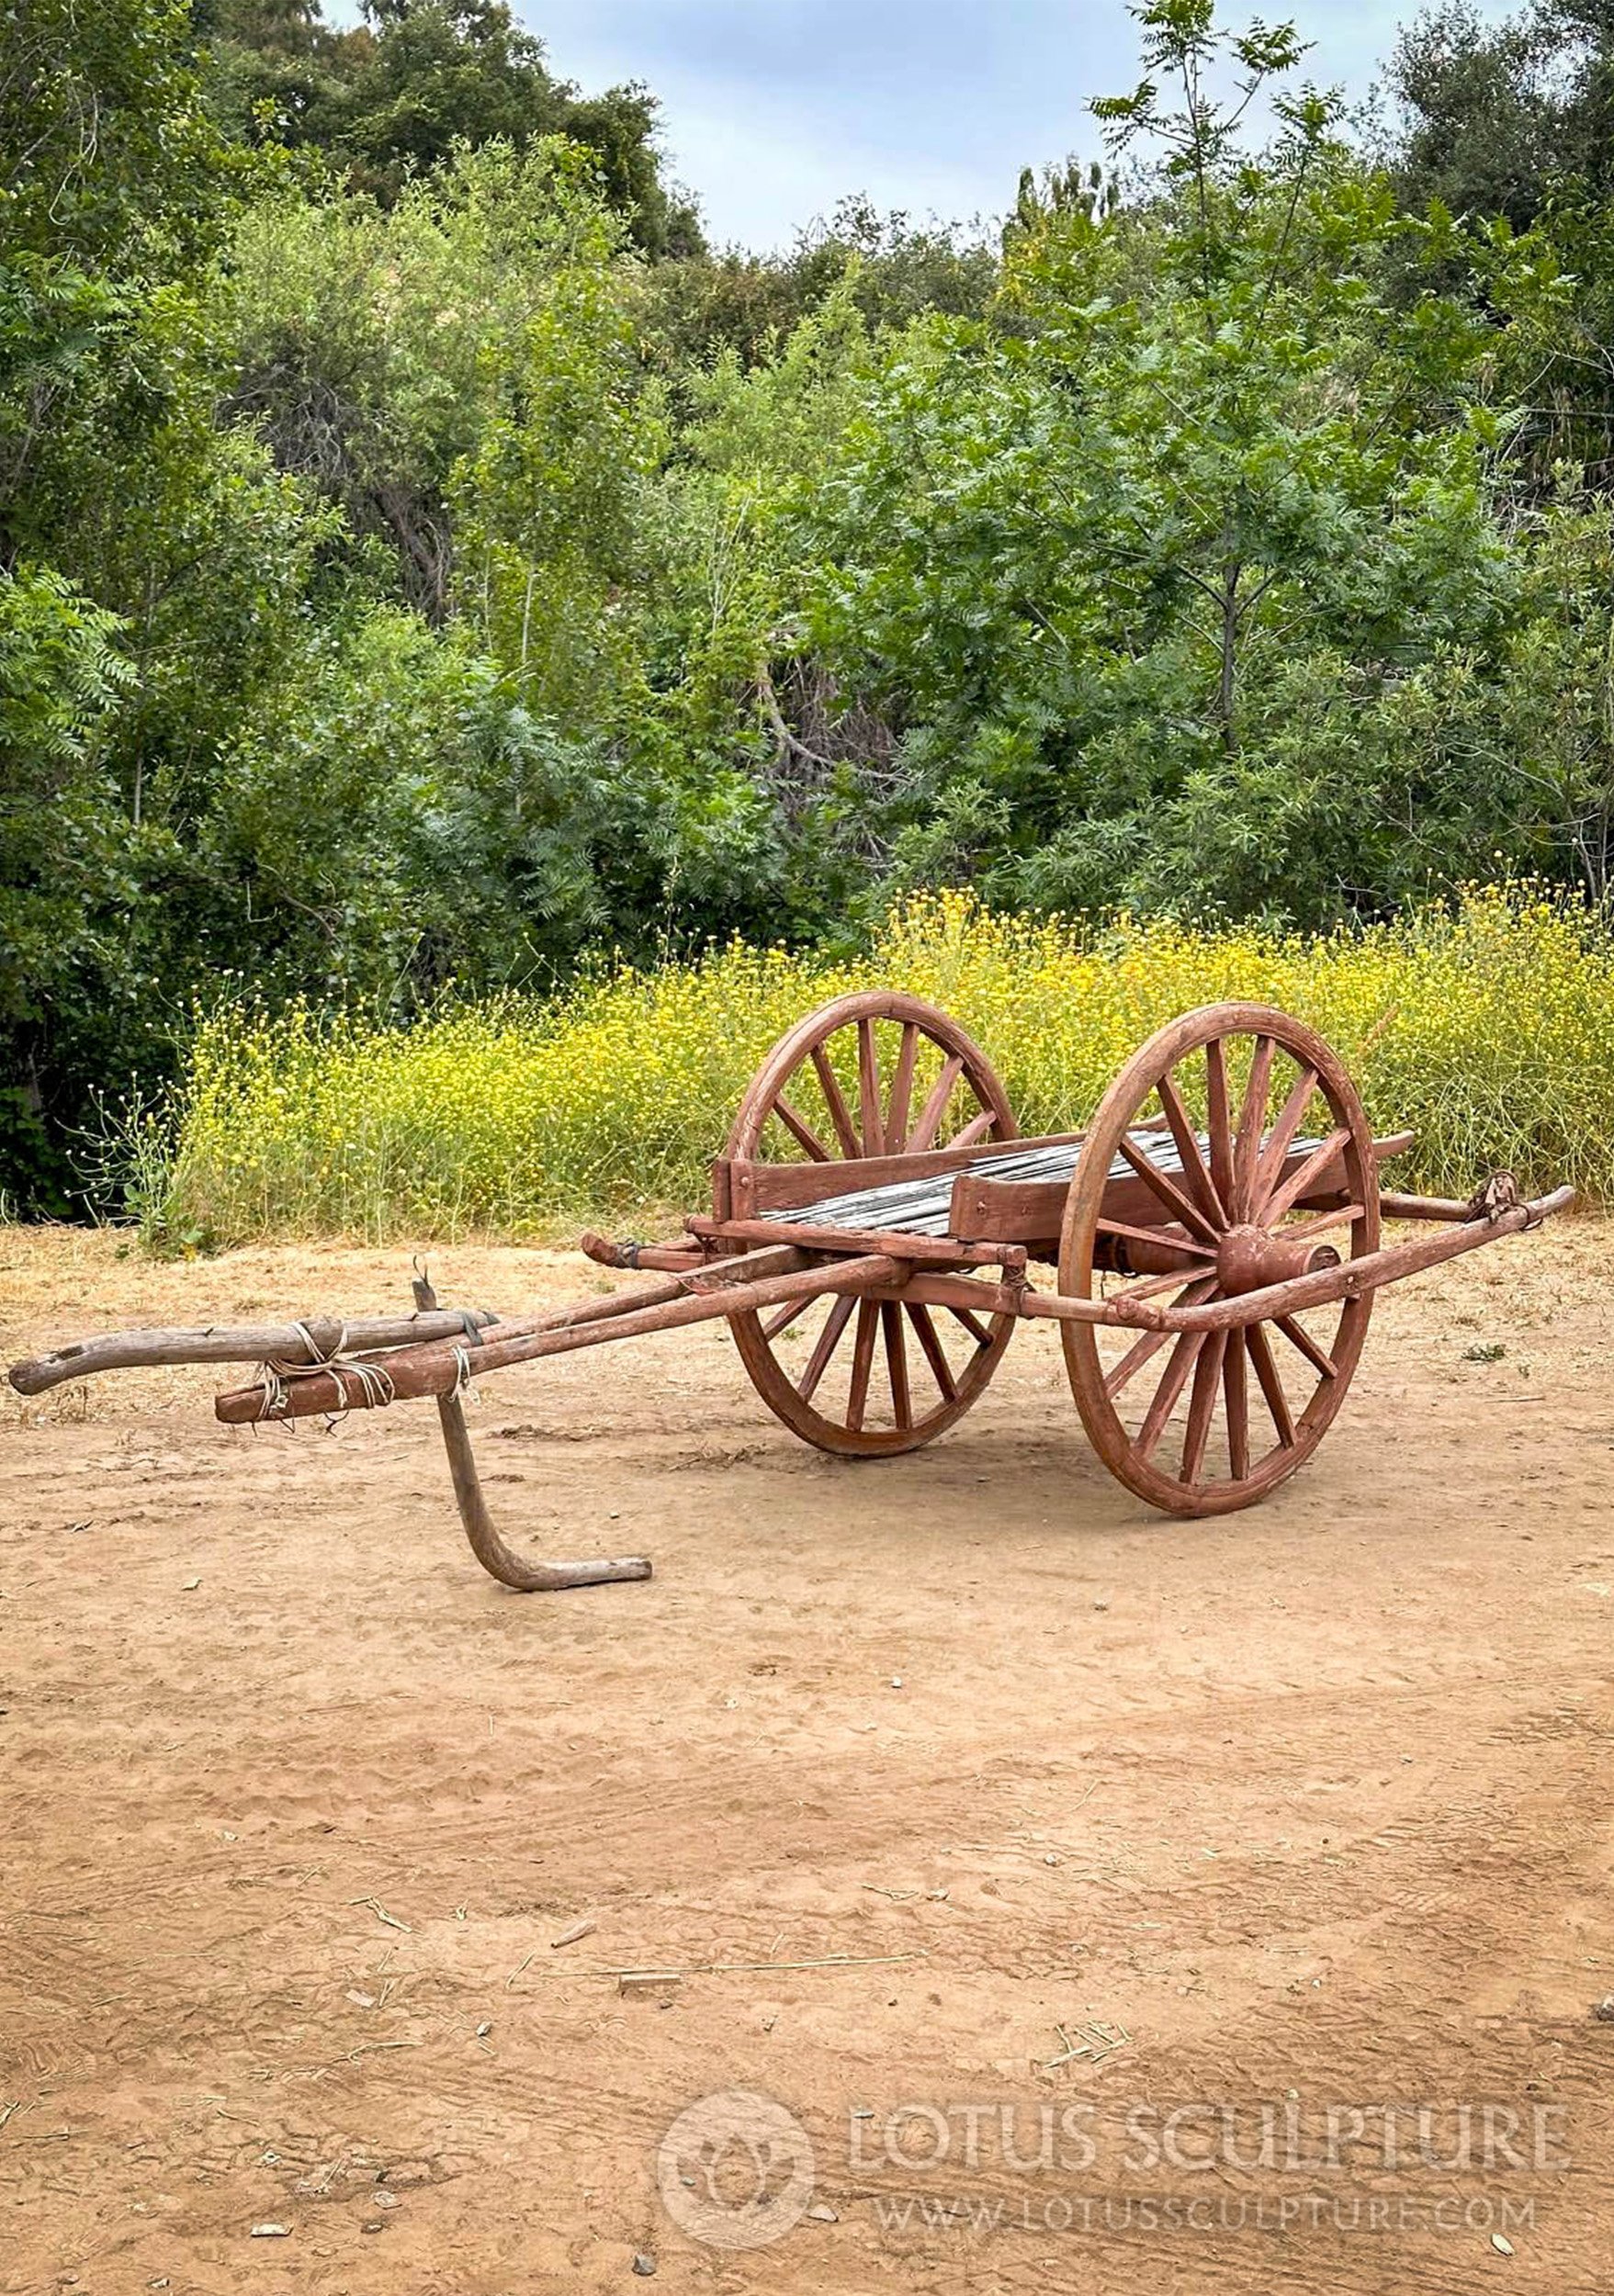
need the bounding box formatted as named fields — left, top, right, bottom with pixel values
left=9, top=996, right=1572, bottom=1591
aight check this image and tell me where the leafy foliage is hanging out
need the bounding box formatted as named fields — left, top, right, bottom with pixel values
left=640, top=197, right=999, bottom=370
left=0, top=569, right=133, bottom=1092
left=9, top=0, right=1614, bottom=1214
left=1383, top=0, right=1614, bottom=223
left=199, top=0, right=703, bottom=253
left=803, top=11, right=1536, bottom=923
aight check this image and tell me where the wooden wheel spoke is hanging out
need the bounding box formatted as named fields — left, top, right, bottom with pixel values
left=1262, top=1127, right=1351, bottom=1226
left=946, top=1300, right=994, bottom=1348
left=729, top=994, right=1017, bottom=1457
left=885, top=1022, right=920, bottom=1154
left=942, top=1108, right=997, bottom=1153
left=845, top=1299, right=879, bottom=1431
left=1280, top=1203, right=1365, bottom=1244
left=1253, top=1064, right=1319, bottom=1206
left=1204, top=1036, right=1235, bottom=1210
left=1117, top=1134, right=1221, bottom=1247
left=857, top=1019, right=884, bottom=1157
left=1095, top=1217, right=1215, bottom=1261
left=1102, top=1276, right=1218, bottom=1400
left=1116, top=1264, right=1225, bottom=1304
left=797, top=1294, right=855, bottom=1403
left=1135, top=1329, right=1205, bottom=1461
left=1179, top=1329, right=1227, bottom=1485
left=1231, top=1035, right=1276, bottom=1221
left=1272, top=1312, right=1337, bottom=1379
left=906, top=1302, right=958, bottom=1401
left=762, top=1296, right=814, bottom=1342
left=1245, top=1322, right=1295, bottom=1447
left=807, top=1043, right=861, bottom=1159
left=1059, top=1005, right=1376, bottom=1512
left=1157, top=1066, right=1225, bottom=1228
left=1224, top=1327, right=1249, bottom=1480
left=880, top=1300, right=911, bottom=1429
left=907, top=1054, right=964, bottom=1152
left=771, top=1091, right=832, bottom=1162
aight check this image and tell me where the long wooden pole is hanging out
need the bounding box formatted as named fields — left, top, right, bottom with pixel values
left=876, top=1188, right=1574, bottom=1334
left=1153, top=1187, right=1574, bottom=1331
left=9, top=1243, right=803, bottom=1400
left=214, top=1253, right=906, bottom=1424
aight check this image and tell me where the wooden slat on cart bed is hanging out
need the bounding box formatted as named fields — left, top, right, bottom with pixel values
left=710, top=1127, right=1411, bottom=1253
left=750, top=1129, right=1247, bottom=1240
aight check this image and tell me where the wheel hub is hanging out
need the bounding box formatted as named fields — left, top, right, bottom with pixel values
left=1216, top=1222, right=1341, bottom=1296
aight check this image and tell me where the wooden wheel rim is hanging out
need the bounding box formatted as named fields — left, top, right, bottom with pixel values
left=727, top=992, right=1018, bottom=1457
left=1059, top=1002, right=1380, bottom=1516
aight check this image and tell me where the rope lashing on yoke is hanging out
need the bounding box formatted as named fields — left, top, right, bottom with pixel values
left=1465, top=1170, right=1531, bottom=1226
left=442, top=1303, right=486, bottom=1400
left=253, top=1320, right=396, bottom=1425
left=252, top=1300, right=490, bottom=1424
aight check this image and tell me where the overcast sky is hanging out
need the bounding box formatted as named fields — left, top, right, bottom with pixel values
left=321, top=4, right=1514, bottom=247
left=515, top=2, right=1512, bottom=250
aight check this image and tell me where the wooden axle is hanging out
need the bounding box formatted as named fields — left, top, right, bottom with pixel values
left=1214, top=1223, right=1340, bottom=1295
left=1153, top=1187, right=1574, bottom=1330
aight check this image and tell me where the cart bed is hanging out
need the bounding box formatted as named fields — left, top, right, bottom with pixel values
left=751, top=1128, right=1235, bottom=1239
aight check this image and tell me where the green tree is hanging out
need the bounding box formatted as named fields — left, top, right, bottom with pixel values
left=641, top=197, right=998, bottom=373
left=0, top=569, right=134, bottom=1202
left=800, top=1, right=1529, bottom=923
left=2, top=0, right=234, bottom=269
left=203, top=0, right=704, bottom=253
left=203, top=606, right=626, bottom=994
left=1384, top=2, right=1614, bottom=221
left=217, top=138, right=684, bottom=757
left=0, top=0, right=251, bottom=1201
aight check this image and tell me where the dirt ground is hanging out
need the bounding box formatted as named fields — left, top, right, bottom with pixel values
left=3, top=1221, right=1612, bottom=2295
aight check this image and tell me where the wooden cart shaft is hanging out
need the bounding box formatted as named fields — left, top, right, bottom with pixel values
left=196, top=1179, right=1571, bottom=1424
left=3, top=981, right=1578, bottom=1587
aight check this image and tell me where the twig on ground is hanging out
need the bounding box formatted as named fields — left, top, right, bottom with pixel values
left=350, top=1896, right=410, bottom=1932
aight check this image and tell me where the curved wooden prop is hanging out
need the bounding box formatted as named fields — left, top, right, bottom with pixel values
left=412, top=1275, right=651, bottom=1593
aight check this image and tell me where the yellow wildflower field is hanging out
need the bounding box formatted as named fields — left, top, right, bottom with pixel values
left=157, top=885, right=1614, bottom=1244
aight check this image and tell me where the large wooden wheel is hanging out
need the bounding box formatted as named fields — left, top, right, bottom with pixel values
left=726, top=992, right=1018, bottom=1456
left=1060, top=1003, right=1380, bottom=1517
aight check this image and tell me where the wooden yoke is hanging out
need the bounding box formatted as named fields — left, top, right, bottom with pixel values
left=9, top=1308, right=502, bottom=1397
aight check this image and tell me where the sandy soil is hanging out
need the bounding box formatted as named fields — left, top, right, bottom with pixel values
left=2, top=1221, right=1612, bottom=2294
